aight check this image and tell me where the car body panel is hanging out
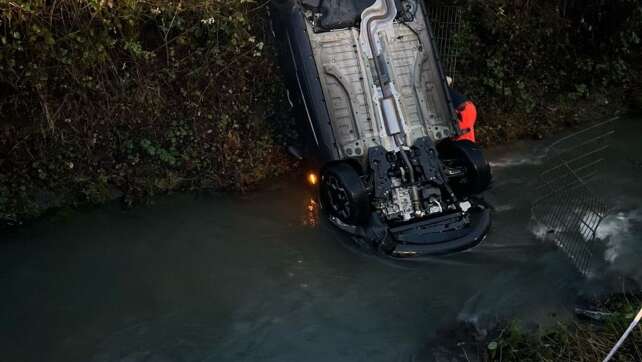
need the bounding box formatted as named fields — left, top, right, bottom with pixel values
left=306, top=7, right=458, bottom=159
left=272, top=0, right=458, bottom=165
left=270, top=0, right=492, bottom=257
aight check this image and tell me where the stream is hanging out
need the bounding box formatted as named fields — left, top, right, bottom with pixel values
left=1, top=117, right=640, bottom=362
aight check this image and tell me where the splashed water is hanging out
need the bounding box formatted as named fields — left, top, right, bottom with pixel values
left=494, top=204, right=515, bottom=213
left=530, top=219, right=556, bottom=241
left=596, top=210, right=641, bottom=263
left=489, top=156, right=544, bottom=169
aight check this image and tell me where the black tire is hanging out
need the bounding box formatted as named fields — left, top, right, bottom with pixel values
left=439, top=140, right=491, bottom=195
left=320, top=163, right=370, bottom=225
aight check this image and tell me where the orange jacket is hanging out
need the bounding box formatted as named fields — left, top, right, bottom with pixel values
left=455, top=100, right=477, bottom=143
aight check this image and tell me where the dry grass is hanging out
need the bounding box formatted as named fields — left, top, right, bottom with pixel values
left=480, top=294, right=642, bottom=362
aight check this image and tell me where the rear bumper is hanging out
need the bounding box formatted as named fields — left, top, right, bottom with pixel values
left=389, top=208, right=491, bottom=257
left=328, top=206, right=491, bottom=258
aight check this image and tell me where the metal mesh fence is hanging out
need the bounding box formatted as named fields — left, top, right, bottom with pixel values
left=531, top=118, right=615, bottom=276
left=427, top=5, right=463, bottom=80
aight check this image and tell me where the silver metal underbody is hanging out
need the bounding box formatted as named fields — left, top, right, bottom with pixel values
left=305, top=0, right=458, bottom=222
left=305, top=3, right=456, bottom=160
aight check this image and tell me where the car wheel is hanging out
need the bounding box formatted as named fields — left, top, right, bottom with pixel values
left=439, top=140, right=491, bottom=195
left=320, top=163, right=370, bottom=225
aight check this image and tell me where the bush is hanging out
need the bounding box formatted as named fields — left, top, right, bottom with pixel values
left=0, top=0, right=292, bottom=224
left=440, top=0, right=642, bottom=143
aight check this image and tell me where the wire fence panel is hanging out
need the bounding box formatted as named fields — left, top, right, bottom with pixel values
left=531, top=118, right=615, bottom=276
left=427, top=5, right=463, bottom=81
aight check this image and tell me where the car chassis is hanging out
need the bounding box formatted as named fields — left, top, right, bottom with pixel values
left=271, top=0, right=492, bottom=257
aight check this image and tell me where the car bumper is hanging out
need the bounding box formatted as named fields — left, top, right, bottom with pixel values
left=389, top=208, right=491, bottom=257
left=328, top=206, right=491, bottom=258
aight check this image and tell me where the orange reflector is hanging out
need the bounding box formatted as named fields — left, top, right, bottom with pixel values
left=307, top=172, right=318, bottom=186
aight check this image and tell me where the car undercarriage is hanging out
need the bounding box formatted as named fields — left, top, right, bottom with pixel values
left=271, top=0, right=492, bottom=257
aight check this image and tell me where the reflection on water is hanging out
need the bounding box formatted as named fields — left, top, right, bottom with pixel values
left=0, top=118, right=640, bottom=362
left=302, top=197, right=320, bottom=228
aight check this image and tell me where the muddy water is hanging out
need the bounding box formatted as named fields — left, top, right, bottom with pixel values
left=1, top=118, right=640, bottom=362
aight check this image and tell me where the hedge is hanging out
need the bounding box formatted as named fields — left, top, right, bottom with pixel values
left=0, top=0, right=640, bottom=224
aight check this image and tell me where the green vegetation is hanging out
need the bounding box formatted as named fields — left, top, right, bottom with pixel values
left=462, top=293, right=642, bottom=361
left=1, top=0, right=641, bottom=224
left=447, top=0, right=642, bottom=143
left=0, top=0, right=292, bottom=225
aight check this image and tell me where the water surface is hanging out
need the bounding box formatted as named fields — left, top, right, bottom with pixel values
left=1, top=117, right=640, bottom=362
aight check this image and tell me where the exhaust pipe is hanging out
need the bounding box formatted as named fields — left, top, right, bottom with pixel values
left=360, top=1, right=423, bottom=214
left=360, top=0, right=401, bottom=137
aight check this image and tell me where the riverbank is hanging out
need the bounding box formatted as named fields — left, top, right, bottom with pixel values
left=0, top=1, right=295, bottom=226
left=430, top=292, right=642, bottom=361
left=1, top=1, right=640, bottom=226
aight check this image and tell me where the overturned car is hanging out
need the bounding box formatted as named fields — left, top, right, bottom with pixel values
left=271, top=0, right=492, bottom=257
